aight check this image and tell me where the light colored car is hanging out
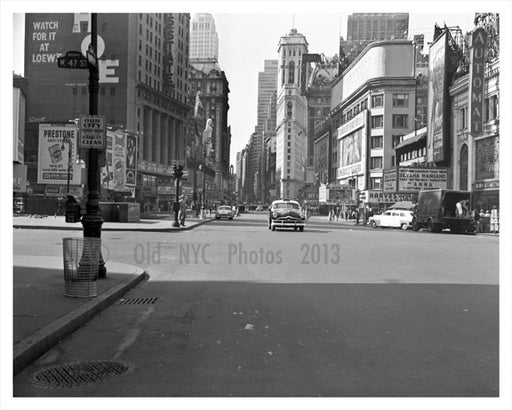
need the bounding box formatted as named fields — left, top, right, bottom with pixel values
left=268, top=200, right=305, bottom=231
left=215, top=205, right=234, bottom=220
left=368, top=209, right=414, bottom=230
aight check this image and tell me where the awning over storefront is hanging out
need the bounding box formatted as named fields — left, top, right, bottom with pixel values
left=395, top=128, right=427, bottom=150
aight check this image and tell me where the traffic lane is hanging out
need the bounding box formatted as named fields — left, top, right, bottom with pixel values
left=165, top=222, right=498, bottom=285
left=13, top=280, right=498, bottom=397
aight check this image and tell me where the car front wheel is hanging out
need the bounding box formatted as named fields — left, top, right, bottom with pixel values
left=401, top=223, right=409, bottom=230
left=370, top=220, right=377, bottom=228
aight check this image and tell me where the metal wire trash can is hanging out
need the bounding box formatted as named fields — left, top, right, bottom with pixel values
left=62, top=237, right=101, bottom=298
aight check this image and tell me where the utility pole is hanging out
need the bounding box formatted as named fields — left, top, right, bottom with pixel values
left=81, top=13, right=106, bottom=278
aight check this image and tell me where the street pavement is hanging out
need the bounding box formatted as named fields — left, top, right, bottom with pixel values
left=12, top=214, right=215, bottom=377
left=10, top=213, right=501, bottom=402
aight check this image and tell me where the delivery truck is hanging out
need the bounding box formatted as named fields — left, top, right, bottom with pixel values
left=412, top=189, right=476, bottom=234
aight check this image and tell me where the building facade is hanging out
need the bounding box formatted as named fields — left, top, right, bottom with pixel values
left=276, top=28, right=309, bottom=200
left=23, top=13, right=192, bottom=210
left=340, top=13, right=409, bottom=67
left=189, top=60, right=231, bottom=203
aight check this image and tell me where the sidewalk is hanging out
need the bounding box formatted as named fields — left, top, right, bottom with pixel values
left=13, top=214, right=215, bottom=232
left=12, top=215, right=214, bottom=375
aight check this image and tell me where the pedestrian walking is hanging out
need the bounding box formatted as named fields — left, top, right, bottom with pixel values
left=178, top=195, right=187, bottom=226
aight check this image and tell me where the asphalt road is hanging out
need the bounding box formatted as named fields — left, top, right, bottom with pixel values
left=13, top=213, right=499, bottom=397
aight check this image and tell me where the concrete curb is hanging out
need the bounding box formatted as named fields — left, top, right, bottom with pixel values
left=13, top=270, right=148, bottom=376
left=13, top=218, right=214, bottom=232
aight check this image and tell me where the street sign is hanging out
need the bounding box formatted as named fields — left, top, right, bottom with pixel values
left=57, top=51, right=89, bottom=69
left=87, top=44, right=98, bottom=68
left=79, top=115, right=106, bottom=149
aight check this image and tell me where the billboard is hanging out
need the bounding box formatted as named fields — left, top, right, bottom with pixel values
left=475, top=137, right=499, bottom=180
left=37, top=123, right=81, bottom=185
left=337, top=110, right=367, bottom=179
left=101, top=130, right=138, bottom=192
left=427, top=32, right=448, bottom=162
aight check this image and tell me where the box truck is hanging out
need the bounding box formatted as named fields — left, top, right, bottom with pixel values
left=412, top=189, right=476, bottom=234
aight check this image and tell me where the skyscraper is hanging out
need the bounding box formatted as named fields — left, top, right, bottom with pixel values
left=190, top=13, right=219, bottom=61
left=256, top=60, right=278, bottom=134
left=340, top=13, right=409, bottom=68
left=276, top=28, right=309, bottom=200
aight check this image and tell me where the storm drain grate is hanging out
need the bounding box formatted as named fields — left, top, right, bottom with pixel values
left=31, top=360, right=132, bottom=389
left=118, top=297, right=159, bottom=305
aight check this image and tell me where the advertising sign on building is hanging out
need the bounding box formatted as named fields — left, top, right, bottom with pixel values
left=469, top=28, right=487, bottom=135
left=337, top=111, right=367, bottom=180
left=79, top=114, right=106, bottom=149
left=383, top=167, right=448, bottom=192
left=475, top=136, right=499, bottom=180
left=365, top=190, right=418, bottom=204
left=100, top=129, right=136, bottom=192
left=427, top=32, right=448, bottom=162
left=37, top=123, right=81, bottom=185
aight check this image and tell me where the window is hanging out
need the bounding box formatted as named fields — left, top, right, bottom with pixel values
left=486, top=95, right=498, bottom=121
left=371, top=94, right=383, bottom=108
left=72, top=87, right=77, bottom=95
left=370, top=177, right=382, bottom=189
left=288, top=61, right=295, bottom=84
left=392, top=114, right=408, bottom=128
left=371, top=136, right=383, bottom=149
left=392, top=135, right=404, bottom=148
left=370, top=156, right=383, bottom=169
left=392, top=93, right=409, bottom=107
left=371, top=115, right=383, bottom=128
left=391, top=155, right=396, bottom=166
left=110, top=87, right=116, bottom=96
left=459, top=107, right=467, bottom=130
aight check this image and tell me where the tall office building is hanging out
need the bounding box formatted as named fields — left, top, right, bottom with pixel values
left=23, top=13, right=192, bottom=209
left=340, top=13, right=409, bottom=67
left=276, top=28, right=309, bottom=200
left=256, top=60, right=278, bottom=134
left=190, top=13, right=219, bottom=61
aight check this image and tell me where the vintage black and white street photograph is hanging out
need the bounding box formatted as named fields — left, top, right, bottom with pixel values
left=2, top=1, right=511, bottom=409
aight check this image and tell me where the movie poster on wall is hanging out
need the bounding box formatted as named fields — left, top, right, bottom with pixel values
left=100, top=131, right=114, bottom=190
left=112, top=130, right=126, bottom=191
left=125, top=133, right=137, bottom=187
left=475, top=137, right=499, bottom=180
left=427, top=32, right=448, bottom=162
left=37, top=123, right=81, bottom=185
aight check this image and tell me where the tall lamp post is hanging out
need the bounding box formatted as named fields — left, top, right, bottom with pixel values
left=172, top=163, right=184, bottom=227
left=81, top=13, right=106, bottom=278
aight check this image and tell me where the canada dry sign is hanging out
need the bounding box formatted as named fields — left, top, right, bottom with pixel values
left=79, top=115, right=106, bottom=149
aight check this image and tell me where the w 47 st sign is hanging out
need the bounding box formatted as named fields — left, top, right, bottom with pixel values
left=79, top=115, right=106, bottom=149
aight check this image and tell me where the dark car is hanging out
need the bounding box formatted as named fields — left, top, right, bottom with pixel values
left=268, top=200, right=305, bottom=232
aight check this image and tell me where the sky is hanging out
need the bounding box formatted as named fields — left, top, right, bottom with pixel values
left=9, top=2, right=486, bottom=168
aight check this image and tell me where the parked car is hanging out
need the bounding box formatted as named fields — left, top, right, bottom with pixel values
left=215, top=205, right=234, bottom=220
left=368, top=209, right=414, bottom=230
left=268, top=200, right=305, bottom=232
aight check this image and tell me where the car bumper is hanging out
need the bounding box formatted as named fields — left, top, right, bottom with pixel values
left=271, top=219, right=305, bottom=228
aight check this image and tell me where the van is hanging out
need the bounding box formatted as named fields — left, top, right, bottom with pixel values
left=412, top=189, right=476, bottom=234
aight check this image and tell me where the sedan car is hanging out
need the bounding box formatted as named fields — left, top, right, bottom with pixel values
left=368, top=209, right=414, bottom=230
left=268, top=200, right=305, bottom=231
left=215, top=205, right=234, bottom=220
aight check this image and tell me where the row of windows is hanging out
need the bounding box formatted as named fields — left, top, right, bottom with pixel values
left=71, top=86, right=116, bottom=96
left=457, top=95, right=499, bottom=131
left=400, top=147, right=426, bottom=163
left=371, top=114, right=409, bottom=129
left=371, top=93, right=410, bottom=108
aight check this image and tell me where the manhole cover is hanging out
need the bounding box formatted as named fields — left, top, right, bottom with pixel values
left=31, top=360, right=132, bottom=389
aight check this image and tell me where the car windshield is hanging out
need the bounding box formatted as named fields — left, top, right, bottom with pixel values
left=274, top=203, right=300, bottom=210
left=218, top=206, right=231, bottom=210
